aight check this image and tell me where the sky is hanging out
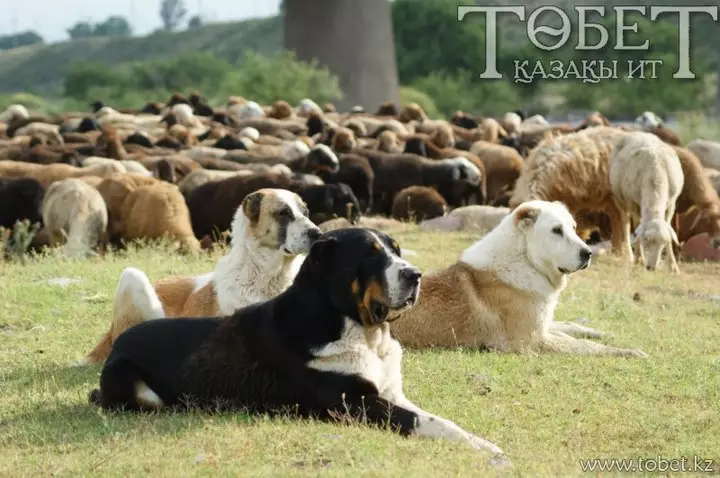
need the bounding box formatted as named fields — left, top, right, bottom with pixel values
left=0, top=0, right=281, bottom=43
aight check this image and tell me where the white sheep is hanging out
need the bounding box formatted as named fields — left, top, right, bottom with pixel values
left=635, top=111, right=663, bottom=130
left=14, top=123, right=64, bottom=144
left=0, top=104, right=30, bottom=122
left=239, top=127, right=260, bottom=141
left=231, top=101, right=265, bottom=121
left=42, top=178, right=108, bottom=258
left=609, top=131, right=684, bottom=272
left=296, top=98, right=322, bottom=117
left=687, top=138, right=720, bottom=170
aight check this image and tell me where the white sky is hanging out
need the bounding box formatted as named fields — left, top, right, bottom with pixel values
left=0, top=0, right=281, bottom=43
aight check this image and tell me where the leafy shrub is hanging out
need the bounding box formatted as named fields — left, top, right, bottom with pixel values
left=218, top=50, right=342, bottom=106
left=411, top=70, right=517, bottom=117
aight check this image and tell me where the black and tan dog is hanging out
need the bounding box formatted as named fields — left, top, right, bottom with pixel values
left=88, top=228, right=504, bottom=456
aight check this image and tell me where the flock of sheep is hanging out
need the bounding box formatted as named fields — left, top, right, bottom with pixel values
left=1, top=94, right=720, bottom=268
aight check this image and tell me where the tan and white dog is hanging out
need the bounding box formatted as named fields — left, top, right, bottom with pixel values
left=391, top=200, right=647, bottom=357
left=77, top=188, right=322, bottom=366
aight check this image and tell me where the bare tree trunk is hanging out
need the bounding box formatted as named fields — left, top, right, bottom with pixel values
left=716, top=68, right=720, bottom=117
left=284, top=0, right=400, bottom=113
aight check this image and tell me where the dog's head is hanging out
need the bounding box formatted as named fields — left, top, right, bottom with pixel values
left=514, top=200, right=592, bottom=276
left=234, top=188, right=321, bottom=256
left=303, top=228, right=421, bottom=327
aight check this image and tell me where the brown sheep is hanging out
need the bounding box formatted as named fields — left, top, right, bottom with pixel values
left=397, top=103, right=427, bottom=123
left=330, top=128, right=357, bottom=153
left=671, top=146, right=720, bottom=247
left=469, top=141, right=525, bottom=204
left=120, top=182, right=201, bottom=253
left=268, top=100, right=294, bottom=120
left=96, top=173, right=159, bottom=241
left=391, top=186, right=448, bottom=223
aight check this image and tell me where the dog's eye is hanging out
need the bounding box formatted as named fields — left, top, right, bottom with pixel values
left=279, top=208, right=294, bottom=219
left=552, top=226, right=563, bottom=236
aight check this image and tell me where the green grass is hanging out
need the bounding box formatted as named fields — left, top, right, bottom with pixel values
left=1, top=230, right=719, bottom=476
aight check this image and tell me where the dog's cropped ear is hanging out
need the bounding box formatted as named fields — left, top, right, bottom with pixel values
left=242, top=191, right=264, bottom=225
left=514, top=205, right=540, bottom=231
left=309, top=236, right=337, bottom=266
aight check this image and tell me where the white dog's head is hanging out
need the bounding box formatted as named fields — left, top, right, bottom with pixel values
left=232, top=188, right=321, bottom=256
left=514, top=200, right=592, bottom=277
left=632, top=219, right=678, bottom=270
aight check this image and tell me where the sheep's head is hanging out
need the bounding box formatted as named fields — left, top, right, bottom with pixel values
left=431, top=123, right=455, bottom=149
left=633, top=219, right=678, bottom=271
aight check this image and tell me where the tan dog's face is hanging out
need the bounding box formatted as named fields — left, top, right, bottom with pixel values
left=241, top=189, right=321, bottom=255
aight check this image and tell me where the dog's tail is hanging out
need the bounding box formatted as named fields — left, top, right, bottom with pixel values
left=75, top=267, right=165, bottom=367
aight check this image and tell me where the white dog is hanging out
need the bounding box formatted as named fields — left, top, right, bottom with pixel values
left=77, top=188, right=321, bottom=366
left=391, top=200, right=647, bottom=357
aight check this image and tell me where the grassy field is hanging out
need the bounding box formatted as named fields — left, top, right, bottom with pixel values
left=1, top=229, right=719, bottom=476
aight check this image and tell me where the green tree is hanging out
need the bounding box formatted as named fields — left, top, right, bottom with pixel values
left=187, top=15, right=203, bottom=28
left=93, top=16, right=133, bottom=37
left=67, top=22, right=95, bottom=39
left=0, top=31, right=43, bottom=50
left=160, top=0, right=188, bottom=31
left=64, top=61, right=128, bottom=100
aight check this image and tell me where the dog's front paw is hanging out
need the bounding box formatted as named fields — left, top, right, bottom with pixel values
left=623, top=348, right=648, bottom=358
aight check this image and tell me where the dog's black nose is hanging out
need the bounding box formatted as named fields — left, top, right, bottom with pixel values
left=307, top=228, right=322, bottom=242
left=400, top=267, right=422, bottom=283
left=579, top=248, right=592, bottom=263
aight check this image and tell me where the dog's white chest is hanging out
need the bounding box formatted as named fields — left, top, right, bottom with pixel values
left=307, top=319, right=403, bottom=399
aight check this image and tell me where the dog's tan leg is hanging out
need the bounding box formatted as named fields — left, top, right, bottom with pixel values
left=550, top=321, right=606, bottom=339
left=537, top=332, right=647, bottom=358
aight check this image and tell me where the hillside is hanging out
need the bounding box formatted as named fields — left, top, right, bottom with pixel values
left=0, top=16, right=283, bottom=94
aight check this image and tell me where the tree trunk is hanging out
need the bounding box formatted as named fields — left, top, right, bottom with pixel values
left=284, top=0, right=400, bottom=113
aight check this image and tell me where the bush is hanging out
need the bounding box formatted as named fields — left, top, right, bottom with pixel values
left=218, top=50, right=342, bottom=106
left=0, top=93, right=50, bottom=112
left=411, top=70, right=517, bottom=118
left=61, top=50, right=343, bottom=109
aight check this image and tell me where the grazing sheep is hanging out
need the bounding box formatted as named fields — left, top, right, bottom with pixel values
left=469, top=141, right=524, bottom=204
left=295, top=182, right=361, bottom=224
left=317, top=153, right=375, bottom=213
left=41, top=178, right=108, bottom=257
left=355, top=148, right=481, bottom=215
left=609, top=132, right=684, bottom=271
left=418, top=205, right=510, bottom=233
left=121, top=182, right=201, bottom=253
left=0, top=177, right=45, bottom=229
left=186, top=171, right=295, bottom=239
left=635, top=111, right=663, bottom=129
left=671, top=146, right=720, bottom=248
left=452, top=205, right=510, bottom=231
left=0, top=104, right=30, bottom=122
left=391, top=186, right=447, bottom=223
left=687, top=138, right=720, bottom=170
left=178, top=169, right=255, bottom=196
